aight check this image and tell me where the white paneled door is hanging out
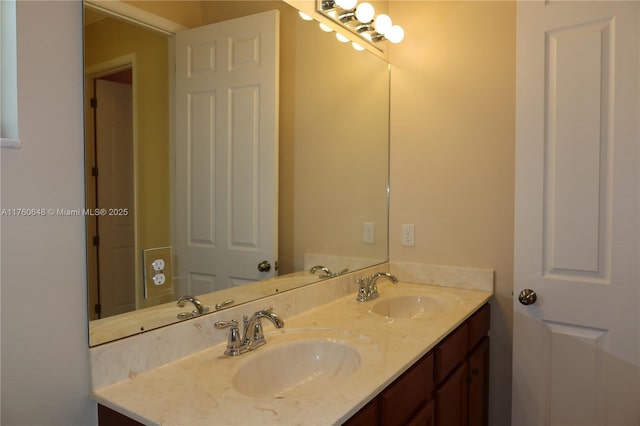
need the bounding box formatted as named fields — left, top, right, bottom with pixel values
left=95, top=79, right=136, bottom=317
left=174, top=11, right=279, bottom=294
left=513, top=2, right=639, bottom=425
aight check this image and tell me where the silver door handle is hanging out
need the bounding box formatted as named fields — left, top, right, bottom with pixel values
left=257, top=260, right=271, bottom=272
left=518, top=289, right=537, bottom=305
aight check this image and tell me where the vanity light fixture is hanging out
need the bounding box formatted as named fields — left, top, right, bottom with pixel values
left=317, top=0, right=405, bottom=51
left=298, top=11, right=313, bottom=21
left=354, top=2, right=375, bottom=23
left=336, top=32, right=350, bottom=43
left=319, top=22, right=333, bottom=32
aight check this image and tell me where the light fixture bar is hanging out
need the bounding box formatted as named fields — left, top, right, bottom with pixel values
left=316, top=0, right=404, bottom=51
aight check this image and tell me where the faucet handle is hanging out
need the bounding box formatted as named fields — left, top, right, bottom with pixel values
left=214, top=319, right=238, bottom=329
left=251, top=319, right=266, bottom=347
left=356, top=278, right=368, bottom=302
left=215, top=320, right=246, bottom=356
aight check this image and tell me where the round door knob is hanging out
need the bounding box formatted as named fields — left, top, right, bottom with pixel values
left=518, top=288, right=537, bottom=305
left=257, top=261, right=271, bottom=272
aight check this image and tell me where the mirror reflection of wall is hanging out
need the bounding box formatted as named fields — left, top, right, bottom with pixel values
left=84, top=10, right=171, bottom=320
left=84, top=0, right=390, bottom=347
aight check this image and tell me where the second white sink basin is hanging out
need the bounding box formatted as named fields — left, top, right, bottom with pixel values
left=232, top=338, right=361, bottom=399
left=372, top=294, right=456, bottom=320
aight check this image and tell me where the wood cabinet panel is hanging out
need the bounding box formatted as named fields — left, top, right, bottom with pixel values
left=408, top=399, right=435, bottom=426
left=380, top=351, right=434, bottom=426
left=435, top=362, right=469, bottom=426
left=435, top=322, right=469, bottom=383
left=467, top=337, right=490, bottom=426
left=468, top=304, right=490, bottom=350
left=98, top=405, right=143, bottom=426
left=343, top=398, right=379, bottom=426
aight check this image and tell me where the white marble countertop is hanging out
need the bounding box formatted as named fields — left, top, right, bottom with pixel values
left=92, top=280, right=492, bottom=425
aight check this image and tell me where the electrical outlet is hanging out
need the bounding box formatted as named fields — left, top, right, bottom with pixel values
left=363, top=222, right=375, bottom=243
left=402, top=224, right=415, bottom=246
left=143, top=246, right=173, bottom=300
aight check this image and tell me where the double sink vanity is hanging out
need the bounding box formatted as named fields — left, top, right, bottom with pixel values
left=89, top=262, right=493, bottom=425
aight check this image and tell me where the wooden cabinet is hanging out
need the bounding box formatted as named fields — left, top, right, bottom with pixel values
left=467, top=337, right=490, bottom=426
left=345, top=303, right=490, bottom=426
left=435, top=303, right=491, bottom=426
left=98, top=405, right=143, bottom=426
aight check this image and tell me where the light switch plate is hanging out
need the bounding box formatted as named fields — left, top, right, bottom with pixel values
left=402, top=224, right=415, bottom=246
left=143, top=246, right=173, bottom=300
left=363, top=222, right=375, bottom=244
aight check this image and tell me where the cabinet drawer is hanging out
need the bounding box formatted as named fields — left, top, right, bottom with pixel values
left=435, top=323, right=469, bottom=383
left=468, top=303, right=490, bottom=350
left=380, top=351, right=434, bottom=426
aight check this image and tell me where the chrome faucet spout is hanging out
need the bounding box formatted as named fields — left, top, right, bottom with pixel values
left=215, top=308, right=285, bottom=356
left=370, top=272, right=399, bottom=284
left=244, top=308, right=285, bottom=333
left=355, top=272, right=399, bottom=302
left=177, top=295, right=208, bottom=316
left=243, top=307, right=285, bottom=350
left=310, top=265, right=332, bottom=278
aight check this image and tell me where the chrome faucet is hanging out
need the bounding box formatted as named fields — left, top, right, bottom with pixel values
left=371, top=272, right=399, bottom=285
left=310, top=265, right=349, bottom=278
left=356, top=272, right=398, bottom=302
left=310, top=265, right=332, bottom=277
left=176, top=295, right=210, bottom=320
left=215, top=307, right=285, bottom=356
left=243, top=308, right=285, bottom=350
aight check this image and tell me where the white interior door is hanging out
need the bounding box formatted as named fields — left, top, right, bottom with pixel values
left=95, top=79, right=136, bottom=317
left=174, top=10, right=279, bottom=295
left=513, top=2, right=639, bottom=425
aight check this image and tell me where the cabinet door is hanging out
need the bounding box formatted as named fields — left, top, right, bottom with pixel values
left=435, top=362, right=468, bottom=426
left=408, top=399, right=435, bottom=426
left=380, top=351, right=434, bottom=426
left=435, top=323, right=469, bottom=383
left=98, top=405, right=143, bottom=426
left=468, top=337, right=490, bottom=426
left=343, top=399, right=378, bottom=426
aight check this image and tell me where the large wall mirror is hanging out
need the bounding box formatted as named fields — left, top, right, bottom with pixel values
left=84, top=0, right=390, bottom=346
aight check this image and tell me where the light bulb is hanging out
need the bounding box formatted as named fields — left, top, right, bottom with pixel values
left=352, top=42, right=365, bottom=51
left=298, top=11, right=313, bottom=21
left=355, top=2, right=375, bottom=23
left=319, top=23, right=333, bottom=32
left=386, top=25, right=405, bottom=43
left=336, top=33, right=350, bottom=43
left=335, top=0, right=357, bottom=10
left=374, top=14, right=392, bottom=35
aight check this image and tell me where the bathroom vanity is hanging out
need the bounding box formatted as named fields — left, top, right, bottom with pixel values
left=90, top=263, right=493, bottom=426
left=345, top=303, right=490, bottom=426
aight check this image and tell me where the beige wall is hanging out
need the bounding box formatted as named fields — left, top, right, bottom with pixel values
left=1, top=1, right=96, bottom=424
left=388, top=2, right=516, bottom=424
left=292, top=19, right=389, bottom=270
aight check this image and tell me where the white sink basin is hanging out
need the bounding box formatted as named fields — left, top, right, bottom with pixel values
left=232, top=338, right=361, bottom=398
left=372, top=294, right=456, bottom=319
